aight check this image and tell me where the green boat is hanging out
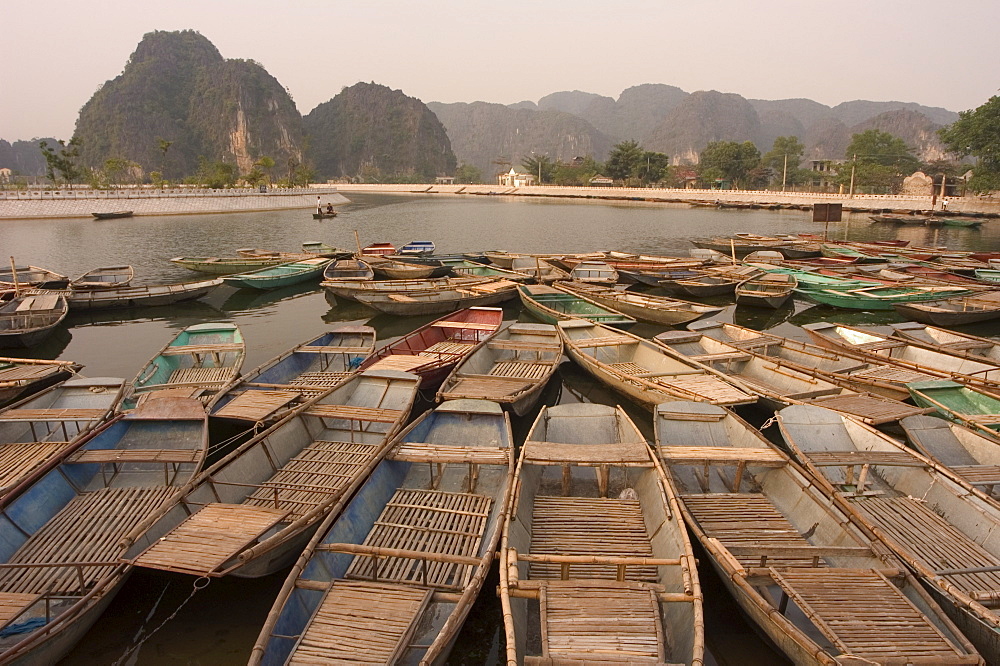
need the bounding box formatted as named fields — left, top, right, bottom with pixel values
left=170, top=254, right=292, bottom=275
left=749, top=263, right=878, bottom=290
left=906, top=379, right=1000, bottom=436
left=446, top=260, right=531, bottom=282
left=975, top=269, right=1000, bottom=284
left=795, top=284, right=972, bottom=310
left=517, top=284, right=636, bottom=328
left=942, top=218, right=983, bottom=228
left=120, top=322, right=246, bottom=410
left=221, top=257, right=332, bottom=290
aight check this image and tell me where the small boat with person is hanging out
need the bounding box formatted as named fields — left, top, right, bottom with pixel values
left=69, top=265, right=134, bottom=290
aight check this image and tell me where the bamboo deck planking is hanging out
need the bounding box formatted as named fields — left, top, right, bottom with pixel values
left=0, top=408, right=108, bottom=422
left=0, top=441, right=68, bottom=490
left=213, top=390, right=300, bottom=421
left=0, top=592, right=40, bottom=628
left=167, top=366, right=233, bottom=385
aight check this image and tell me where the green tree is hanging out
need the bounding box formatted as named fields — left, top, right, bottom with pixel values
left=520, top=154, right=556, bottom=184
left=454, top=164, right=483, bottom=184
left=196, top=157, right=238, bottom=188
left=157, top=138, right=173, bottom=176
left=39, top=138, right=83, bottom=186
left=939, top=95, right=1000, bottom=193
left=103, top=157, right=131, bottom=188
left=553, top=156, right=603, bottom=186
left=605, top=140, right=644, bottom=184
left=255, top=156, right=275, bottom=184
left=837, top=129, right=921, bottom=194
left=698, top=141, right=761, bottom=189
left=762, top=136, right=807, bottom=188
left=638, top=151, right=669, bottom=186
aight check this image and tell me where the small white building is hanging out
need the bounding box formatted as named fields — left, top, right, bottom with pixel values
left=0, top=168, right=11, bottom=184
left=497, top=168, right=536, bottom=187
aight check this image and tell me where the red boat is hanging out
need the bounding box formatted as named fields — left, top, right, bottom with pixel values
left=358, top=307, right=503, bottom=389
left=360, top=242, right=396, bottom=257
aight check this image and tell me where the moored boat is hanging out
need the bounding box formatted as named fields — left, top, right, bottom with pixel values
left=735, top=272, right=797, bottom=309
left=321, top=275, right=490, bottom=302
left=557, top=280, right=723, bottom=325
left=221, top=257, right=332, bottom=290
left=360, top=242, right=396, bottom=257
left=437, top=323, right=561, bottom=415
left=656, top=401, right=980, bottom=666
left=902, top=414, right=1000, bottom=497
left=367, top=257, right=440, bottom=280
left=251, top=398, right=513, bottom=665
left=0, top=293, right=69, bottom=348
left=558, top=318, right=756, bottom=409
left=568, top=260, right=618, bottom=284
left=448, top=260, right=531, bottom=282
left=91, top=210, right=134, bottom=220
left=358, top=307, right=504, bottom=389
left=906, top=380, right=1000, bottom=437
left=658, top=272, right=745, bottom=298
left=121, top=370, right=420, bottom=580
left=509, top=256, right=570, bottom=283
left=321, top=258, right=373, bottom=283
left=518, top=283, right=636, bottom=328
left=209, top=326, right=376, bottom=425
left=69, top=265, right=134, bottom=290
left=301, top=242, right=352, bottom=259
left=891, top=321, right=1000, bottom=363
left=397, top=240, right=436, bottom=256
left=354, top=278, right=519, bottom=316
left=892, top=292, right=1000, bottom=325
left=58, top=278, right=223, bottom=310
left=170, top=254, right=294, bottom=275
left=0, top=265, right=69, bottom=290
left=500, top=402, right=703, bottom=665
left=0, top=357, right=82, bottom=406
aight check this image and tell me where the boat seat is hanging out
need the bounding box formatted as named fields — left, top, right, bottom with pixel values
left=0, top=441, right=69, bottom=493
left=855, top=340, right=907, bottom=352
left=295, top=346, right=372, bottom=354
left=160, top=343, right=243, bottom=356
left=0, top=365, right=60, bottom=382
left=488, top=361, right=552, bottom=379
left=131, top=504, right=290, bottom=576
left=389, top=443, right=508, bottom=465
left=805, top=394, right=930, bottom=425
left=14, top=298, right=35, bottom=312
left=0, top=408, right=108, bottom=422
left=770, top=568, right=976, bottom=663
left=430, top=320, right=497, bottom=331
left=948, top=464, right=1000, bottom=487
left=687, top=352, right=753, bottom=364
left=363, top=355, right=434, bottom=373
left=287, top=371, right=350, bottom=387
left=658, top=446, right=785, bottom=466
left=655, top=374, right=755, bottom=405
left=68, top=448, right=202, bottom=464
left=213, top=390, right=300, bottom=421
left=164, top=366, right=234, bottom=386
left=523, top=441, right=652, bottom=466
left=285, top=580, right=431, bottom=665
left=302, top=404, right=404, bottom=423
left=806, top=450, right=928, bottom=467
left=573, top=335, right=634, bottom=348
left=486, top=339, right=561, bottom=351
left=440, top=376, right=535, bottom=399
left=419, top=340, right=476, bottom=357
left=0, top=593, right=42, bottom=629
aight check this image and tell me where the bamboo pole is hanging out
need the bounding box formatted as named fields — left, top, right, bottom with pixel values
left=354, top=230, right=363, bottom=255
left=9, top=256, right=20, bottom=297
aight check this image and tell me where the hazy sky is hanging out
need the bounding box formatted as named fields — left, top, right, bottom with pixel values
left=4, top=0, right=998, bottom=141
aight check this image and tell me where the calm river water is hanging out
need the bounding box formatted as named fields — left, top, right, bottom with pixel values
left=2, top=192, right=998, bottom=665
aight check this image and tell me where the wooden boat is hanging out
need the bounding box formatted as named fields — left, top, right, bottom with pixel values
left=568, top=260, right=618, bottom=284
left=944, top=218, right=983, bottom=228
left=301, top=242, right=352, bottom=259
left=891, top=322, right=1000, bottom=364
left=0, top=265, right=69, bottom=290
left=355, top=278, right=519, bottom=316
left=321, top=258, right=373, bottom=283
left=500, top=403, right=703, bottom=665
left=221, top=257, right=332, bottom=290
left=209, top=326, right=376, bottom=425
left=778, top=404, right=1000, bottom=661
left=0, top=397, right=208, bottom=665
left=321, top=275, right=490, bottom=302
left=236, top=248, right=315, bottom=262
left=558, top=318, right=756, bottom=409
left=804, top=322, right=1000, bottom=391
left=69, top=265, right=134, bottom=290
left=518, top=283, right=636, bottom=329
left=656, top=401, right=980, bottom=666
left=367, top=257, right=439, bottom=280
left=797, top=283, right=972, bottom=310
left=449, top=260, right=531, bottom=282
left=556, top=280, right=723, bottom=325
left=359, top=308, right=504, bottom=390
left=906, top=380, right=1000, bottom=437
left=735, top=272, right=797, bottom=309
left=902, top=415, right=1000, bottom=501
left=91, top=210, right=134, bottom=220
left=893, top=293, right=1000, bottom=326
left=120, top=322, right=245, bottom=410
left=437, top=323, right=561, bottom=416
left=870, top=213, right=934, bottom=224
left=509, top=257, right=570, bottom=283
left=0, top=376, right=124, bottom=499
left=311, top=211, right=338, bottom=219
left=483, top=250, right=522, bottom=268
left=658, top=267, right=759, bottom=298
left=0, top=357, right=82, bottom=406
left=170, top=254, right=294, bottom=275
left=688, top=320, right=940, bottom=402
left=383, top=255, right=454, bottom=278
left=0, top=293, right=69, bottom=348
left=975, top=269, right=1000, bottom=285
left=397, top=240, right=436, bottom=256
left=616, top=267, right=702, bottom=287
left=653, top=329, right=928, bottom=425
left=251, top=399, right=513, bottom=665
left=56, top=278, right=223, bottom=310
left=360, top=242, right=396, bottom=257
left=121, top=370, right=419, bottom=580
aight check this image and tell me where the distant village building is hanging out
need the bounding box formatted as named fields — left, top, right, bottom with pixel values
left=901, top=171, right=934, bottom=196
left=674, top=168, right=698, bottom=189
left=0, top=168, right=10, bottom=185
left=588, top=174, right=613, bottom=187
left=903, top=171, right=964, bottom=197
left=809, top=160, right=841, bottom=190
left=497, top=168, right=536, bottom=187
left=435, top=176, right=455, bottom=185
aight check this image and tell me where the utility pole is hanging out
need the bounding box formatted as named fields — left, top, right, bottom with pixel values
left=781, top=154, right=788, bottom=192
left=848, top=154, right=856, bottom=198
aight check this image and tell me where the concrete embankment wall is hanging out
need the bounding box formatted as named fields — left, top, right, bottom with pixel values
left=0, top=187, right=347, bottom=220
left=333, top=183, right=1000, bottom=215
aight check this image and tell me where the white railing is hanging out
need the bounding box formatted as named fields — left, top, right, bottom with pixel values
left=0, top=187, right=337, bottom=201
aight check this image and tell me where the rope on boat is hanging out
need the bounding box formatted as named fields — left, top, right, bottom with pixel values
left=112, top=576, right=211, bottom=665
left=759, top=416, right=778, bottom=431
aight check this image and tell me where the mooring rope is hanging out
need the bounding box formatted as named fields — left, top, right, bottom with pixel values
left=112, top=576, right=210, bottom=666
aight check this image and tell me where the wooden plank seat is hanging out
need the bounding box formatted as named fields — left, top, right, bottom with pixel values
left=528, top=496, right=658, bottom=582
left=770, top=568, right=975, bottom=663
left=159, top=343, right=244, bottom=356
left=345, top=488, right=491, bottom=590
left=538, top=582, right=665, bottom=663
left=68, top=448, right=202, bottom=464
left=0, top=366, right=59, bottom=382
left=855, top=340, right=907, bottom=352
left=165, top=366, right=234, bottom=386
left=364, top=355, right=435, bottom=373
left=131, top=504, right=289, bottom=576
left=0, top=592, right=41, bottom=629
left=244, top=440, right=381, bottom=519
left=294, top=346, right=372, bottom=354
left=440, top=376, right=536, bottom=399
left=806, top=450, right=928, bottom=467
left=683, top=493, right=837, bottom=569
left=687, top=351, right=753, bottom=364
left=655, top=374, right=754, bottom=404
left=302, top=404, right=404, bottom=423
left=851, top=495, right=1000, bottom=598
left=0, top=408, right=108, bottom=422
left=609, top=362, right=653, bottom=376
left=212, top=390, right=300, bottom=421
left=418, top=341, right=476, bottom=357
left=286, top=580, right=431, bottom=665
left=390, top=443, right=508, bottom=465
left=0, top=485, right=175, bottom=594
left=806, top=394, right=931, bottom=425
left=0, top=441, right=68, bottom=492
left=940, top=340, right=993, bottom=351
left=288, top=371, right=350, bottom=387
left=658, top=446, right=786, bottom=466
left=848, top=365, right=933, bottom=382
left=966, top=414, right=1000, bottom=425
left=948, top=465, right=1000, bottom=486
left=489, top=361, right=553, bottom=379
left=523, top=441, right=652, bottom=466
left=574, top=336, right=635, bottom=349
left=430, top=320, right=498, bottom=331
left=487, top=339, right=561, bottom=351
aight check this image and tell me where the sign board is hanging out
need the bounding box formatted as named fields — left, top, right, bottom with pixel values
left=813, top=203, right=843, bottom=222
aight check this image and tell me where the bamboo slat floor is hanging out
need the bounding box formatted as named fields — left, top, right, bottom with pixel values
left=212, top=390, right=300, bottom=421
left=167, top=366, right=233, bottom=385
left=67, top=449, right=203, bottom=464
left=0, top=486, right=175, bottom=594
left=529, top=496, right=657, bottom=581
left=490, top=360, right=552, bottom=379
left=770, top=568, right=972, bottom=662
left=0, top=408, right=108, bottom=422
left=0, top=441, right=67, bottom=490
left=806, top=394, right=929, bottom=424
left=345, top=488, right=491, bottom=590
left=0, top=366, right=58, bottom=382
left=287, top=371, right=349, bottom=386
left=132, top=504, right=289, bottom=575
left=539, top=583, right=665, bottom=663
left=852, top=495, right=1000, bottom=596
left=301, top=404, right=404, bottom=424
left=948, top=464, right=1000, bottom=486
left=0, top=592, right=40, bottom=628
left=286, top=580, right=431, bottom=665
left=363, top=355, right=435, bottom=373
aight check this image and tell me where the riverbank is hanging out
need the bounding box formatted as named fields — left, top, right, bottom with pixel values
left=332, top=183, right=1000, bottom=216
left=0, top=187, right=347, bottom=220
